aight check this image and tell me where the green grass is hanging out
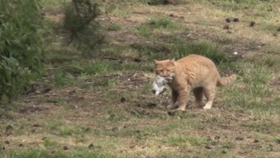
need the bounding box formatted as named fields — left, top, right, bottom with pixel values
left=132, top=17, right=179, bottom=37
left=171, top=39, right=232, bottom=65
left=2, top=150, right=116, bottom=158
left=41, top=0, right=72, bottom=11
left=107, top=24, right=122, bottom=31
left=2, top=0, right=280, bottom=157
left=204, top=0, right=275, bottom=11
left=129, top=37, right=234, bottom=67
left=165, top=135, right=207, bottom=147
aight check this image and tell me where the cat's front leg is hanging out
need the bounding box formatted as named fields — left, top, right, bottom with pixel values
left=167, top=89, right=178, bottom=109
left=176, top=88, right=189, bottom=111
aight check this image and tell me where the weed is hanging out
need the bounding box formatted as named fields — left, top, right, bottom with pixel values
left=52, top=70, right=76, bottom=86
left=107, top=24, right=122, bottom=31
left=43, top=139, right=59, bottom=148
left=83, top=61, right=112, bottom=75
left=149, top=18, right=177, bottom=29
left=60, top=126, right=72, bottom=136
left=133, top=23, right=154, bottom=37
left=221, top=141, right=235, bottom=149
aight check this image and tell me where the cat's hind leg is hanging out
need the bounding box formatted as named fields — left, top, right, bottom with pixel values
left=192, top=87, right=204, bottom=108
left=203, top=86, right=216, bottom=109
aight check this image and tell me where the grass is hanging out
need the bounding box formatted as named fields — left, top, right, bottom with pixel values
left=132, top=17, right=179, bottom=37
left=107, top=24, right=122, bottom=31
left=41, top=0, right=71, bottom=10
left=1, top=0, right=280, bottom=157
left=1, top=149, right=116, bottom=158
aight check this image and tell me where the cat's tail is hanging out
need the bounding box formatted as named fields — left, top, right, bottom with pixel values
left=217, top=74, right=237, bottom=87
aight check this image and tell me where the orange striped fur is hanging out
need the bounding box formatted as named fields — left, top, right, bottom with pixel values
left=154, top=54, right=236, bottom=110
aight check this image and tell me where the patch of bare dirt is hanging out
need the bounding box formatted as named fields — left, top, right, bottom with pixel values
left=13, top=72, right=154, bottom=117
left=18, top=106, right=47, bottom=114
left=269, top=76, right=280, bottom=91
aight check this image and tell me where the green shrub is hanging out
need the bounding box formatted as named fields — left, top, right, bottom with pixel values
left=0, top=0, right=45, bottom=102
left=62, top=0, right=105, bottom=52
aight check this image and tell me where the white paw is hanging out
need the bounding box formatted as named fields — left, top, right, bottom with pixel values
left=203, top=106, right=211, bottom=109
left=167, top=104, right=177, bottom=109
left=177, top=107, right=186, bottom=111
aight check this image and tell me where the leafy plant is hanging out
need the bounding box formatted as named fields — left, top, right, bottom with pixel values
left=0, top=0, right=45, bottom=102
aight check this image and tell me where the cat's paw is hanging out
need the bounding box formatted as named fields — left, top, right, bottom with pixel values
left=203, top=106, right=211, bottom=109
left=167, top=104, right=178, bottom=109
left=177, top=106, right=186, bottom=111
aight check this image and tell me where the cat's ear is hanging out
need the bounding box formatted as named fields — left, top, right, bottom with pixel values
left=154, top=59, right=159, bottom=65
left=170, top=58, right=176, bottom=65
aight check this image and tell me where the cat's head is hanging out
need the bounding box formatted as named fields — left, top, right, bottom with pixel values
left=154, top=58, right=176, bottom=77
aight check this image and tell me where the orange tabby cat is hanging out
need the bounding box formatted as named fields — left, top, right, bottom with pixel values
left=154, top=54, right=236, bottom=111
